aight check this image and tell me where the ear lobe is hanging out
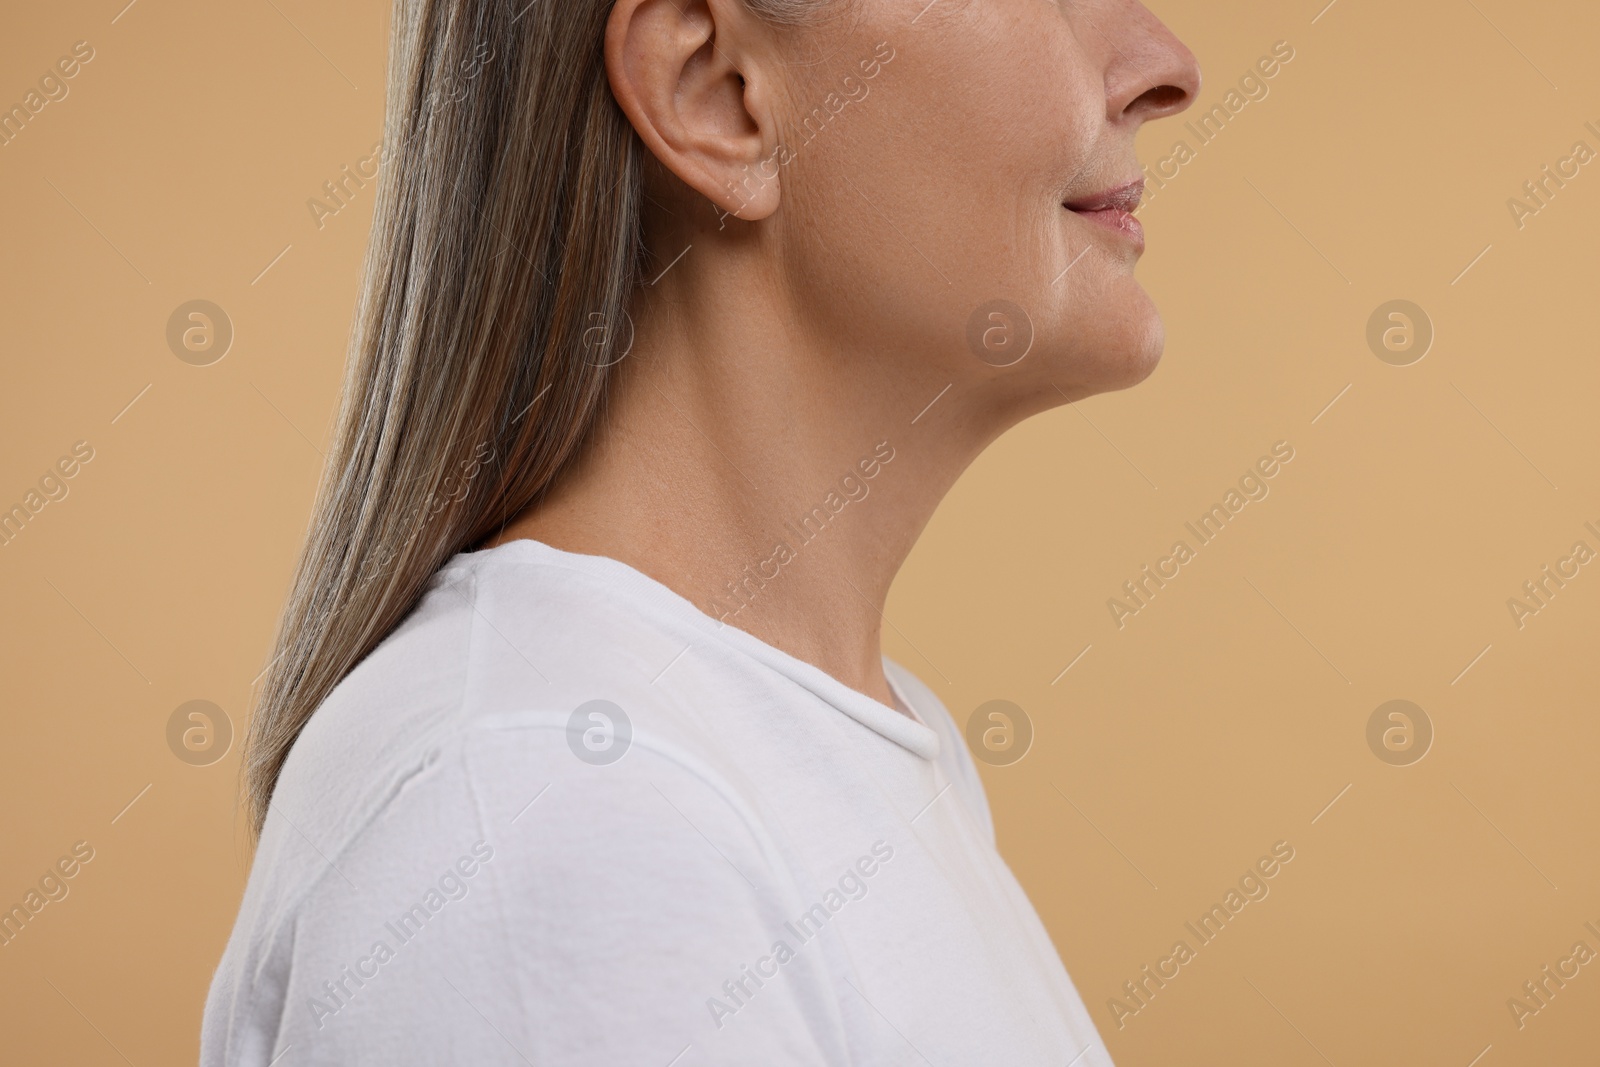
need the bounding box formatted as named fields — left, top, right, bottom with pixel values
left=605, top=0, right=781, bottom=221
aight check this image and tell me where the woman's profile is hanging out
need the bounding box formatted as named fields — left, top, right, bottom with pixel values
left=203, top=0, right=1199, bottom=1062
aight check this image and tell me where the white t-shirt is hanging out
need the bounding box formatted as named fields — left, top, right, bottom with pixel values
left=202, top=539, right=1111, bottom=1065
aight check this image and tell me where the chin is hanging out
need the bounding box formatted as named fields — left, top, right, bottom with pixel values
left=1043, top=289, right=1166, bottom=400
left=1115, top=307, right=1166, bottom=390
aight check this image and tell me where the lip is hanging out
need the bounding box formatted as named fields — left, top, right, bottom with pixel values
left=1064, top=179, right=1146, bottom=251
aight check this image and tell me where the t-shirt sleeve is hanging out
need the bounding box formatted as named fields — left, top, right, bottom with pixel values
left=272, top=717, right=851, bottom=1066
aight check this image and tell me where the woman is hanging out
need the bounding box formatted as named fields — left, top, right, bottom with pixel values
left=203, top=0, right=1198, bottom=1062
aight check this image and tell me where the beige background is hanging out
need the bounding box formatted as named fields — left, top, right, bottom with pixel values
left=3, top=0, right=1597, bottom=1063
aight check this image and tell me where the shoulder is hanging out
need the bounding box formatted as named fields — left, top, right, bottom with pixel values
left=262, top=546, right=801, bottom=910
left=231, top=556, right=851, bottom=1059
left=275, top=546, right=707, bottom=808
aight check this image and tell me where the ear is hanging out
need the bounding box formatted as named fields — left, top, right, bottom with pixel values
left=605, top=0, right=781, bottom=222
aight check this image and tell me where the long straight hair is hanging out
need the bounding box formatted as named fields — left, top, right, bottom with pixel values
left=244, top=0, right=813, bottom=836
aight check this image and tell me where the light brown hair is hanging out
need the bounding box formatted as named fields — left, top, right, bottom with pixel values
left=244, top=0, right=814, bottom=835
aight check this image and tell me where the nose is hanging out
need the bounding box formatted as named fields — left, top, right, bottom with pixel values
left=1103, top=1, right=1202, bottom=125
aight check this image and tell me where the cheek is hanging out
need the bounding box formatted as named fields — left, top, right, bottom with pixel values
left=772, top=5, right=1160, bottom=400
left=776, top=22, right=1097, bottom=341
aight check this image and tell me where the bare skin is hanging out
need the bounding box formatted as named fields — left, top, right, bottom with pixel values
left=490, top=0, right=1200, bottom=710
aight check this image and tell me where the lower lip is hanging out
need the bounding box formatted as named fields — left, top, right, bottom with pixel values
left=1068, top=207, right=1145, bottom=252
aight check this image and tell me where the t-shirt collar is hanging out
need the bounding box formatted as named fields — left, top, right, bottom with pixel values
left=463, top=538, right=941, bottom=761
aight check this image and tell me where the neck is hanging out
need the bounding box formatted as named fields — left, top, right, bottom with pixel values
left=489, top=249, right=1010, bottom=709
